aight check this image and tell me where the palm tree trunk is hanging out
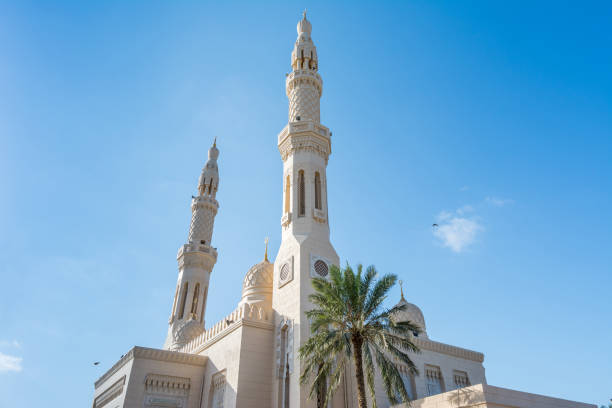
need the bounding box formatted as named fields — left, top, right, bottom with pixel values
left=351, top=336, right=368, bottom=408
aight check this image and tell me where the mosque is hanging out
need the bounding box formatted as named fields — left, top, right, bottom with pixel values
left=92, top=13, right=595, bottom=408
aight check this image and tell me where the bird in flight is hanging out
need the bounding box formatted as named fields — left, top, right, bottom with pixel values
left=432, top=224, right=439, bottom=228
left=93, top=362, right=100, bottom=366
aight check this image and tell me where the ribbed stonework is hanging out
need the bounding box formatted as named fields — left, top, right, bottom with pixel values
left=273, top=12, right=342, bottom=408
left=164, top=142, right=220, bottom=351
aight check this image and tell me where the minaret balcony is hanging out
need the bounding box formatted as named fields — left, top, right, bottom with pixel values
left=277, top=121, right=330, bottom=144
left=285, top=69, right=322, bottom=90
left=179, top=243, right=218, bottom=256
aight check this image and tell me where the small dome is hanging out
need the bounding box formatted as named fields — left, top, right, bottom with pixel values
left=297, top=11, right=312, bottom=35
left=393, top=297, right=427, bottom=338
left=242, top=260, right=273, bottom=296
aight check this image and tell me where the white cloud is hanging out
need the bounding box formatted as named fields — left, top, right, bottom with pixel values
left=433, top=211, right=483, bottom=253
left=0, top=352, right=22, bottom=373
left=486, top=196, right=514, bottom=207
left=0, top=340, right=21, bottom=348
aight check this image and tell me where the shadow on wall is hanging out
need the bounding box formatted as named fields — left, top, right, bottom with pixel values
left=200, top=360, right=237, bottom=408
left=445, top=386, right=482, bottom=407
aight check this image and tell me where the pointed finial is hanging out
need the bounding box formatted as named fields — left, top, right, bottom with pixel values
left=399, top=280, right=405, bottom=301
left=213, top=137, right=217, bottom=148
left=303, top=9, right=307, bottom=19
left=264, top=237, right=269, bottom=262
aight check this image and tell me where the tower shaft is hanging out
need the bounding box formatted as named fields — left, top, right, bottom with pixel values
left=164, top=142, right=220, bottom=351
left=273, top=12, right=342, bottom=408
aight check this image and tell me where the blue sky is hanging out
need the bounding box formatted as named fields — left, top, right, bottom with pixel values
left=1, top=1, right=611, bottom=406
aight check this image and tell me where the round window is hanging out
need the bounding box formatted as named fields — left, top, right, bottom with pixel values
left=314, top=260, right=328, bottom=277
left=280, top=263, right=290, bottom=281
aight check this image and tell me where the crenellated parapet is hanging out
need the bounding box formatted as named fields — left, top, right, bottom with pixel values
left=179, top=302, right=274, bottom=355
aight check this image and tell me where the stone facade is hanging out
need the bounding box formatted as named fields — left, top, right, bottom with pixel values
left=91, top=12, right=596, bottom=408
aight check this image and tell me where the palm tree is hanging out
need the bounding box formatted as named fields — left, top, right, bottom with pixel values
left=299, top=263, right=421, bottom=408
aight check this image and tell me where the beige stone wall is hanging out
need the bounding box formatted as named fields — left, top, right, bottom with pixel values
left=92, top=347, right=206, bottom=408
left=395, top=383, right=596, bottom=408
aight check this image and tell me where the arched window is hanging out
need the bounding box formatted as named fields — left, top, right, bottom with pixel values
left=278, top=325, right=290, bottom=408
left=298, top=170, right=305, bottom=217
left=200, top=286, right=208, bottom=323
left=191, top=283, right=200, bottom=317
left=284, top=175, right=291, bottom=214
left=178, top=282, right=189, bottom=319
left=170, top=284, right=179, bottom=318
left=314, top=172, right=321, bottom=210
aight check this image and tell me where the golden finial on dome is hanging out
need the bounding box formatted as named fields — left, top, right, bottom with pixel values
left=264, top=237, right=269, bottom=262
left=213, top=137, right=217, bottom=148
left=399, top=280, right=405, bottom=301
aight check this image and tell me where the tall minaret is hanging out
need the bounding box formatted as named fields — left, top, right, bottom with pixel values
left=273, top=12, right=342, bottom=408
left=164, top=141, right=220, bottom=351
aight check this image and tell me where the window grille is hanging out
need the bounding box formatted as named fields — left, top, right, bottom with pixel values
left=453, top=370, right=470, bottom=389
left=314, top=172, right=322, bottom=210
left=314, top=260, right=328, bottom=277
left=298, top=170, right=305, bottom=216
left=425, top=365, right=444, bottom=396
left=210, top=373, right=226, bottom=408
left=178, top=282, right=188, bottom=319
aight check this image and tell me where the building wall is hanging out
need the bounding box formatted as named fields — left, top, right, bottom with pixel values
left=92, top=347, right=206, bottom=408
left=235, top=323, right=275, bottom=408
left=198, top=325, right=244, bottom=408
left=401, top=383, right=596, bottom=408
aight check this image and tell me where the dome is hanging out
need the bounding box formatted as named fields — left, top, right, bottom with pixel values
left=393, top=296, right=427, bottom=338
left=241, top=260, right=273, bottom=303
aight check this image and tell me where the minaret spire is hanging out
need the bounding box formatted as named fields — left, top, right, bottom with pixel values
left=164, top=139, right=220, bottom=351
left=273, top=13, right=339, bottom=407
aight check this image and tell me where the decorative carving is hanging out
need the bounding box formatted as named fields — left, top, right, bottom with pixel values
left=94, top=375, right=125, bottom=408
left=278, top=256, right=294, bottom=288
left=169, top=319, right=204, bottom=351
left=278, top=134, right=331, bottom=163
left=243, top=262, right=274, bottom=290
left=94, top=347, right=206, bottom=391
left=145, top=374, right=191, bottom=395
left=310, top=254, right=333, bottom=279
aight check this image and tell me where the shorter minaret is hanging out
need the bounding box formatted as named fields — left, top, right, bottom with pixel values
left=164, top=140, right=220, bottom=351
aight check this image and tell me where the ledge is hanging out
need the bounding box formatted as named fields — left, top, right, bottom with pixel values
left=94, top=346, right=207, bottom=390
left=413, top=337, right=485, bottom=363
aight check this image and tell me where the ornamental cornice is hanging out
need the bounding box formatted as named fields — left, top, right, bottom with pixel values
left=278, top=121, right=330, bottom=142
left=286, top=70, right=323, bottom=97
left=191, top=196, right=219, bottom=212
left=413, top=337, right=484, bottom=363
left=94, top=346, right=207, bottom=389
left=279, top=134, right=330, bottom=163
